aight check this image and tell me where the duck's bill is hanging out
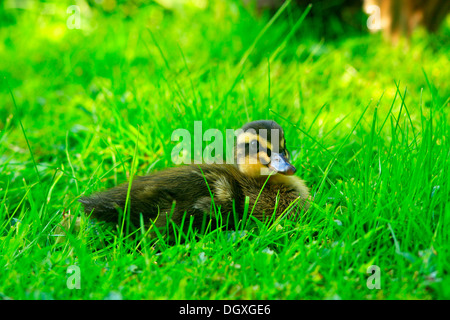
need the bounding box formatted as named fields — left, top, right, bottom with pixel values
left=268, top=152, right=297, bottom=175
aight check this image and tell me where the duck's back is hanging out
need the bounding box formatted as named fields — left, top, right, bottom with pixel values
left=79, top=164, right=308, bottom=229
left=79, top=164, right=242, bottom=228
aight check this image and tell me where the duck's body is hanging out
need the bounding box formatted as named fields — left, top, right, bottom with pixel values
left=80, top=163, right=309, bottom=230
left=80, top=120, right=310, bottom=231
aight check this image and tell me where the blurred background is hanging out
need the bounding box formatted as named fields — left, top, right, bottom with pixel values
left=0, top=0, right=449, bottom=186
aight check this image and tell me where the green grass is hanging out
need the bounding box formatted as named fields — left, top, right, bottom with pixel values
left=1, top=0, right=449, bottom=299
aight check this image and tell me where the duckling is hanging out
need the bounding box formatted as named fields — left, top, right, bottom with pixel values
left=79, top=120, right=310, bottom=232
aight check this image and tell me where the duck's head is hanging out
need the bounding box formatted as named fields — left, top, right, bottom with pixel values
left=235, top=120, right=296, bottom=178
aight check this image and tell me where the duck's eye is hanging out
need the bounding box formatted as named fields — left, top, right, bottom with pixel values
left=245, top=140, right=259, bottom=157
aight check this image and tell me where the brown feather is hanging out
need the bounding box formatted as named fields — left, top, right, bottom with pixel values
left=79, top=164, right=309, bottom=230
left=79, top=120, right=310, bottom=232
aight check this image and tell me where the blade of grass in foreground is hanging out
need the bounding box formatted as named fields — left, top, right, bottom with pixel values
left=5, top=76, right=41, bottom=186
left=120, top=125, right=141, bottom=237
left=316, top=101, right=373, bottom=195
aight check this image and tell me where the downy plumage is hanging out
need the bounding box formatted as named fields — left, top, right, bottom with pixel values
left=79, top=120, right=310, bottom=231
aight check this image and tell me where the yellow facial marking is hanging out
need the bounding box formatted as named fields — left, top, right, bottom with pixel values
left=236, top=132, right=273, bottom=151
left=237, top=152, right=276, bottom=177
left=257, top=151, right=271, bottom=165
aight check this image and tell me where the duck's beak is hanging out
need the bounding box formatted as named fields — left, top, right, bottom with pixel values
left=269, top=152, right=296, bottom=175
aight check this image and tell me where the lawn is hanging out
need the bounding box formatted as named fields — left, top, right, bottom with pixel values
left=0, top=0, right=449, bottom=300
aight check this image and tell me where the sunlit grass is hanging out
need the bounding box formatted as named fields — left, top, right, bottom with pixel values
left=0, top=0, right=449, bottom=299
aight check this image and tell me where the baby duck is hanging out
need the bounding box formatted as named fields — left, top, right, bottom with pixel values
left=79, top=120, right=310, bottom=231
